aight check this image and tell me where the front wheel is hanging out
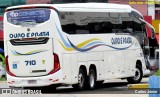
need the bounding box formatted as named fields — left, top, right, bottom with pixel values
left=127, top=65, right=143, bottom=84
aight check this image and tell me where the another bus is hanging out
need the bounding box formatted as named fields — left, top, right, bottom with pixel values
left=4, top=3, right=154, bottom=90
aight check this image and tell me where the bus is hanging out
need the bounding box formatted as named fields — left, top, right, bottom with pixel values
left=4, top=3, right=155, bottom=90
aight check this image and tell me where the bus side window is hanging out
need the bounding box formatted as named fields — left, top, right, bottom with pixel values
left=76, top=30, right=89, bottom=34
left=123, top=28, right=134, bottom=35
left=134, top=31, right=142, bottom=42
left=112, top=29, right=122, bottom=33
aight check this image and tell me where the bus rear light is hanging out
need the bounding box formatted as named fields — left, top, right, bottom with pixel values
left=8, top=81, right=15, bottom=84
left=48, top=53, right=60, bottom=75
left=53, top=79, right=59, bottom=82
left=49, top=78, right=59, bottom=82
left=6, top=56, right=15, bottom=76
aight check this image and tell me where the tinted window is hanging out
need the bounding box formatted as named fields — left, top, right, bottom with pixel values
left=59, top=12, right=143, bottom=34
left=6, top=8, right=51, bottom=26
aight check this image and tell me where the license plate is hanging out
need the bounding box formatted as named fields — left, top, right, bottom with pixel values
left=28, top=80, right=37, bottom=84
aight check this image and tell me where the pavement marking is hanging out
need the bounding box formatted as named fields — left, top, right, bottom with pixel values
left=128, top=84, right=149, bottom=89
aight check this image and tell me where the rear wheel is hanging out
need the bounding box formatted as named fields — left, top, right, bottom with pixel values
left=88, top=69, right=96, bottom=90
left=127, top=65, right=143, bottom=84
left=72, top=69, right=86, bottom=90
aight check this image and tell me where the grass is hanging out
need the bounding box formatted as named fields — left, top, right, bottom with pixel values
left=0, top=76, right=6, bottom=81
left=154, top=70, right=160, bottom=76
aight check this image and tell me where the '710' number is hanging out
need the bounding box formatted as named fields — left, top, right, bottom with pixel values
left=25, top=60, right=36, bottom=66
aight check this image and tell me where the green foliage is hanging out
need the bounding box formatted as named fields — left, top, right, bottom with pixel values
left=0, top=54, right=5, bottom=69
left=0, top=54, right=6, bottom=82
left=154, top=70, right=160, bottom=76
left=0, top=76, right=6, bottom=81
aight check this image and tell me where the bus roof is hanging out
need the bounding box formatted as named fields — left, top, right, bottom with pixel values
left=6, top=3, right=142, bottom=16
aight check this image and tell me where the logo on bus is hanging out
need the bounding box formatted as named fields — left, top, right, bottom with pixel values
left=9, top=31, right=49, bottom=39
left=10, top=12, right=19, bottom=17
left=111, top=37, right=132, bottom=45
left=9, top=10, right=46, bottom=18
left=12, top=64, right=17, bottom=69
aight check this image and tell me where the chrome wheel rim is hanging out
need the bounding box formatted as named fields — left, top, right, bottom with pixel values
left=133, top=68, right=141, bottom=81
left=89, top=74, right=95, bottom=88
left=78, top=73, right=84, bottom=88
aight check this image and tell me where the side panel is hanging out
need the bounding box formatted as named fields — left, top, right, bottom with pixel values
left=87, top=52, right=104, bottom=80
left=124, top=37, right=145, bottom=77
left=77, top=53, right=89, bottom=75
left=62, top=54, right=72, bottom=83
left=124, top=49, right=137, bottom=77
left=104, top=50, right=125, bottom=79
left=71, top=53, right=78, bottom=84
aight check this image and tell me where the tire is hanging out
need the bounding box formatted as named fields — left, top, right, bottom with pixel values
left=72, top=69, right=86, bottom=90
left=127, top=65, right=143, bottom=84
left=88, top=69, right=96, bottom=90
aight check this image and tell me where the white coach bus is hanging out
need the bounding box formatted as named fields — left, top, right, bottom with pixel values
left=4, top=3, right=155, bottom=90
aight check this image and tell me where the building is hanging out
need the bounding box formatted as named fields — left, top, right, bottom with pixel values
left=109, top=0, right=148, bottom=16
left=148, top=0, right=160, bottom=45
left=27, top=0, right=50, bottom=4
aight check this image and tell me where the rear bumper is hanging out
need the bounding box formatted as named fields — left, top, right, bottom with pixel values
left=6, top=70, right=63, bottom=87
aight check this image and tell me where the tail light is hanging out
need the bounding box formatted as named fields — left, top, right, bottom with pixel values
left=6, top=56, right=15, bottom=76
left=48, top=53, right=60, bottom=74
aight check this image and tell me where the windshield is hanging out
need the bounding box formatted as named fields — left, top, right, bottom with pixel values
left=6, top=8, right=51, bottom=26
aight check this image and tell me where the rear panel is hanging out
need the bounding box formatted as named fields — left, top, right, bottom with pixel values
left=4, top=8, right=57, bottom=77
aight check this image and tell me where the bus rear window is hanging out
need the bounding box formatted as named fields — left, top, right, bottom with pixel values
left=6, top=8, right=51, bottom=26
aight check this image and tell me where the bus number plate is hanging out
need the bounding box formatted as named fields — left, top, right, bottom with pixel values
left=28, top=80, right=37, bottom=84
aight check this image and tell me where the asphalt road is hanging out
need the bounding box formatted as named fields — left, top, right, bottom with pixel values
left=0, top=78, right=149, bottom=94
left=0, top=78, right=149, bottom=97
left=0, top=76, right=151, bottom=97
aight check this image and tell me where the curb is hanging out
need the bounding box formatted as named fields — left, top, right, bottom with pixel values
left=128, top=84, right=149, bottom=89
left=0, top=81, right=6, bottom=83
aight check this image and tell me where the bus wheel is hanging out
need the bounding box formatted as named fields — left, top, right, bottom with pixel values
left=88, top=69, right=96, bottom=89
left=73, top=69, right=86, bottom=90
left=127, top=65, right=143, bottom=84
